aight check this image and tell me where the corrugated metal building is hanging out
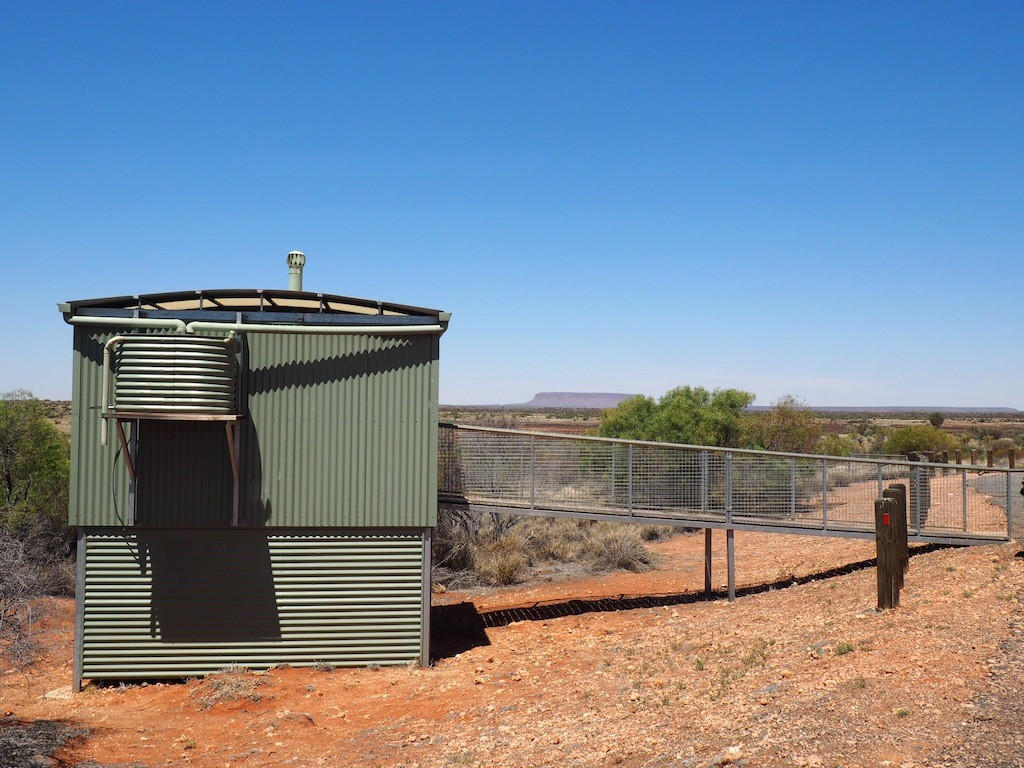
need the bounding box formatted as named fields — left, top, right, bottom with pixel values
left=60, top=257, right=448, bottom=688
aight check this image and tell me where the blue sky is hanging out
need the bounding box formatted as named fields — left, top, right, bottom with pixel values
left=2, top=2, right=1022, bottom=407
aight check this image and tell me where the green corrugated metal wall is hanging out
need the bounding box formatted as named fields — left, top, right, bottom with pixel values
left=70, top=327, right=439, bottom=528
left=243, top=334, right=439, bottom=527
left=70, top=328, right=131, bottom=527
left=79, top=528, right=426, bottom=679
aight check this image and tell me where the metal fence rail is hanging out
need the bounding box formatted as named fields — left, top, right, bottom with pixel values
left=439, top=424, right=1021, bottom=545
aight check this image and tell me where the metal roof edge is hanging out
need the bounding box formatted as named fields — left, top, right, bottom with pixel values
left=66, top=307, right=443, bottom=326
left=63, top=288, right=444, bottom=317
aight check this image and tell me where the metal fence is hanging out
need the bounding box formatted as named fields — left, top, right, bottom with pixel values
left=439, top=424, right=1021, bottom=545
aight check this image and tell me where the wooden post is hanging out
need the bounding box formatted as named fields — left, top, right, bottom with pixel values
left=1010, top=450, right=1016, bottom=470
left=875, top=496, right=898, bottom=610
left=884, top=484, right=910, bottom=596
left=955, top=450, right=962, bottom=465
left=970, top=449, right=977, bottom=465
left=988, top=450, right=994, bottom=468
left=941, top=451, right=949, bottom=465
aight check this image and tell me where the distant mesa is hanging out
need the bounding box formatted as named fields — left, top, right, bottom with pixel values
left=516, top=392, right=639, bottom=409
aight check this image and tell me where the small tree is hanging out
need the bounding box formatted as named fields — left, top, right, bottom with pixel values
left=599, top=386, right=755, bottom=447
left=745, top=395, right=823, bottom=453
left=928, top=412, right=945, bottom=428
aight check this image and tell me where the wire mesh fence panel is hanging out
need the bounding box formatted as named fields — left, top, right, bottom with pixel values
left=438, top=425, right=1016, bottom=542
left=1009, top=472, right=1024, bottom=539
left=1010, top=472, right=1024, bottom=539
left=533, top=436, right=607, bottom=512
left=964, top=470, right=1016, bottom=537
left=446, top=430, right=531, bottom=505
left=820, top=460, right=902, bottom=532
left=438, top=425, right=463, bottom=496
left=627, top=443, right=697, bottom=514
left=729, top=454, right=814, bottom=524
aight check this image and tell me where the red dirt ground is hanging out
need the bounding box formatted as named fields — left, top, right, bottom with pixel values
left=4, top=530, right=1024, bottom=767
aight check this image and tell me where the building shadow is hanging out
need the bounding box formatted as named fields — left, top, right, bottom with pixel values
left=135, top=528, right=282, bottom=642
left=430, top=602, right=491, bottom=662
left=429, top=544, right=948, bottom=660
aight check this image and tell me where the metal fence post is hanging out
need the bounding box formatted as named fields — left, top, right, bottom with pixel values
left=961, top=468, right=968, bottom=533
left=627, top=444, right=633, bottom=515
left=821, top=458, right=828, bottom=530
left=724, top=452, right=735, bottom=602
left=1007, top=471, right=1013, bottom=541
left=700, top=450, right=708, bottom=514
left=790, top=458, right=797, bottom=518
left=704, top=528, right=712, bottom=600
left=611, top=447, right=616, bottom=506
left=530, top=435, right=536, bottom=510
left=725, top=452, right=733, bottom=525
left=726, top=528, right=736, bottom=602
left=913, top=466, right=922, bottom=535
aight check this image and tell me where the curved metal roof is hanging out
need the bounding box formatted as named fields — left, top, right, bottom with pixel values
left=61, top=288, right=445, bottom=324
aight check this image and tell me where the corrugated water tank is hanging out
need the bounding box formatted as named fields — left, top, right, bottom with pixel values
left=112, top=335, right=237, bottom=413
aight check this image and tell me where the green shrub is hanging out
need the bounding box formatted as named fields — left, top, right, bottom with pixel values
left=884, top=425, right=957, bottom=456
left=990, top=437, right=1016, bottom=454
left=814, top=433, right=858, bottom=457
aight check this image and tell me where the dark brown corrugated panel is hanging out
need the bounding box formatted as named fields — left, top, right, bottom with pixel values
left=80, top=528, right=426, bottom=679
left=135, top=421, right=235, bottom=526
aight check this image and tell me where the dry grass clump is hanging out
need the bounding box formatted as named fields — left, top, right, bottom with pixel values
left=472, top=534, right=530, bottom=586
left=637, top=524, right=675, bottom=541
left=520, top=517, right=588, bottom=561
left=583, top=523, right=653, bottom=572
left=191, top=667, right=271, bottom=709
left=520, top=519, right=657, bottom=574
left=433, top=511, right=667, bottom=587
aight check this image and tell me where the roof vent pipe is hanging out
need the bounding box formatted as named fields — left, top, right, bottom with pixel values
left=287, top=251, right=306, bottom=291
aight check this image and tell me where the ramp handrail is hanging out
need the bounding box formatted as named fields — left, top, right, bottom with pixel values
left=439, top=423, right=1021, bottom=545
